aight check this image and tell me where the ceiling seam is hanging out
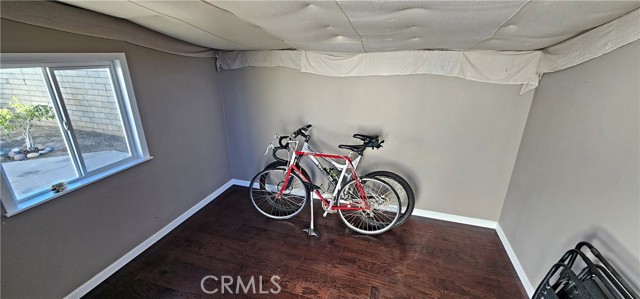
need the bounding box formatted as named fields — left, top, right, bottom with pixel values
left=335, top=0, right=367, bottom=53
left=200, top=0, right=295, bottom=50
left=468, top=0, right=531, bottom=51
left=127, top=0, right=254, bottom=49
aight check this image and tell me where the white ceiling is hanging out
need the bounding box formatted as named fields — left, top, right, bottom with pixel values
left=59, top=1, right=640, bottom=53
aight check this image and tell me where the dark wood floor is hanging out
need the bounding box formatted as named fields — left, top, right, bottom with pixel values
left=83, top=186, right=527, bottom=298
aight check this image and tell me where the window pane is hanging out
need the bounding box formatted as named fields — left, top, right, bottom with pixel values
left=0, top=68, right=78, bottom=200
left=53, top=67, right=131, bottom=172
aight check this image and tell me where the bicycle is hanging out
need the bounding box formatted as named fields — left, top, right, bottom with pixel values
left=262, top=125, right=415, bottom=227
left=248, top=132, right=402, bottom=235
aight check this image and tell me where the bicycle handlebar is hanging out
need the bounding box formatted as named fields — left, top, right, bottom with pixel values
left=274, top=124, right=313, bottom=150
left=291, top=124, right=312, bottom=140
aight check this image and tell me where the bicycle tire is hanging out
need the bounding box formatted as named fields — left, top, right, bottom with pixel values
left=249, top=168, right=308, bottom=220
left=264, top=160, right=311, bottom=182
left=363, top=171, right=415, bottom=227
left=337, top=178, right=401, bottom=235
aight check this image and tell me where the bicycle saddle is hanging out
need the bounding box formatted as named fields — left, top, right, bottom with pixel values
left=353, top=134, right=378, bottom=142
left=338, top=144, right=367, bottom=155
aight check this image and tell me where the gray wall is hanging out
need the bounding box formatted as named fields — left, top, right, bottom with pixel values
left=0, top=19, right=231, bottom=298
left=219, top=67, right=533, bottom=221
left=499, top=41, right=640, bottom=292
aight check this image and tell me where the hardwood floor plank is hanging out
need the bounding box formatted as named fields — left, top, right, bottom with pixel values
left=83, top=186, right=527, bottom=298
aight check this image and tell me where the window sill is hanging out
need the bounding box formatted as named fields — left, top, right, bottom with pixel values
left=3, top=156, right=153, bottom=217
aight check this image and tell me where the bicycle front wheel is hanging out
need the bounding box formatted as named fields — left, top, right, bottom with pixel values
left=249, top=168, right=308, bottom=220
left=338, top=178, right=401, bottom=235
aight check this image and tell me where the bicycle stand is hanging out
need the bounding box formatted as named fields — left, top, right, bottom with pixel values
left=303, top=196, right=320, bottom=237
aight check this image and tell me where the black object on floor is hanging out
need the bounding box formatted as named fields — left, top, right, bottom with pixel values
left=533, top=241, right=638, bottom=299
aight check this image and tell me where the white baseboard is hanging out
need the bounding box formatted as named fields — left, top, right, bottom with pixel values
left=64, top=179, right=237, bottom=299
left=496, top=224, right=534, bottom=298
left=410, top=208, right=498, bottom=228
left=230, top=179, right=250, bottom=187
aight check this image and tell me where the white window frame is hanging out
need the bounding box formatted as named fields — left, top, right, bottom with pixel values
left=1, top=53, right=152, bottom=216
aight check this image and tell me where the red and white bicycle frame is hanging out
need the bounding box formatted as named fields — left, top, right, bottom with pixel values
left=276, top=140, right=371, bottom=213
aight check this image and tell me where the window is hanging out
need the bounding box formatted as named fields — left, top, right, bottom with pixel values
left=1, top=54, right=151, bottom=216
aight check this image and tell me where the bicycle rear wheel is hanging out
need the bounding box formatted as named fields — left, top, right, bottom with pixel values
left=363, top=171, right=415, bottom=227
left=249, top=168, right=308, bottom=219
left=337, top=178, right=401, bottom=235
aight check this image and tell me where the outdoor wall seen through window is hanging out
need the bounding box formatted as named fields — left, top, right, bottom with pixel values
left=0, top=67, right=130, bottom=200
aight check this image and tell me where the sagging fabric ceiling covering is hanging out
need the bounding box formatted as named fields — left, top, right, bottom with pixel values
left=4, top=1, right=640, bottom=93
left=217, top=8, right=640, bottom=94
left=58, top=0, right=640, bottom=53
left=217, top=50, right=544, bottom=93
